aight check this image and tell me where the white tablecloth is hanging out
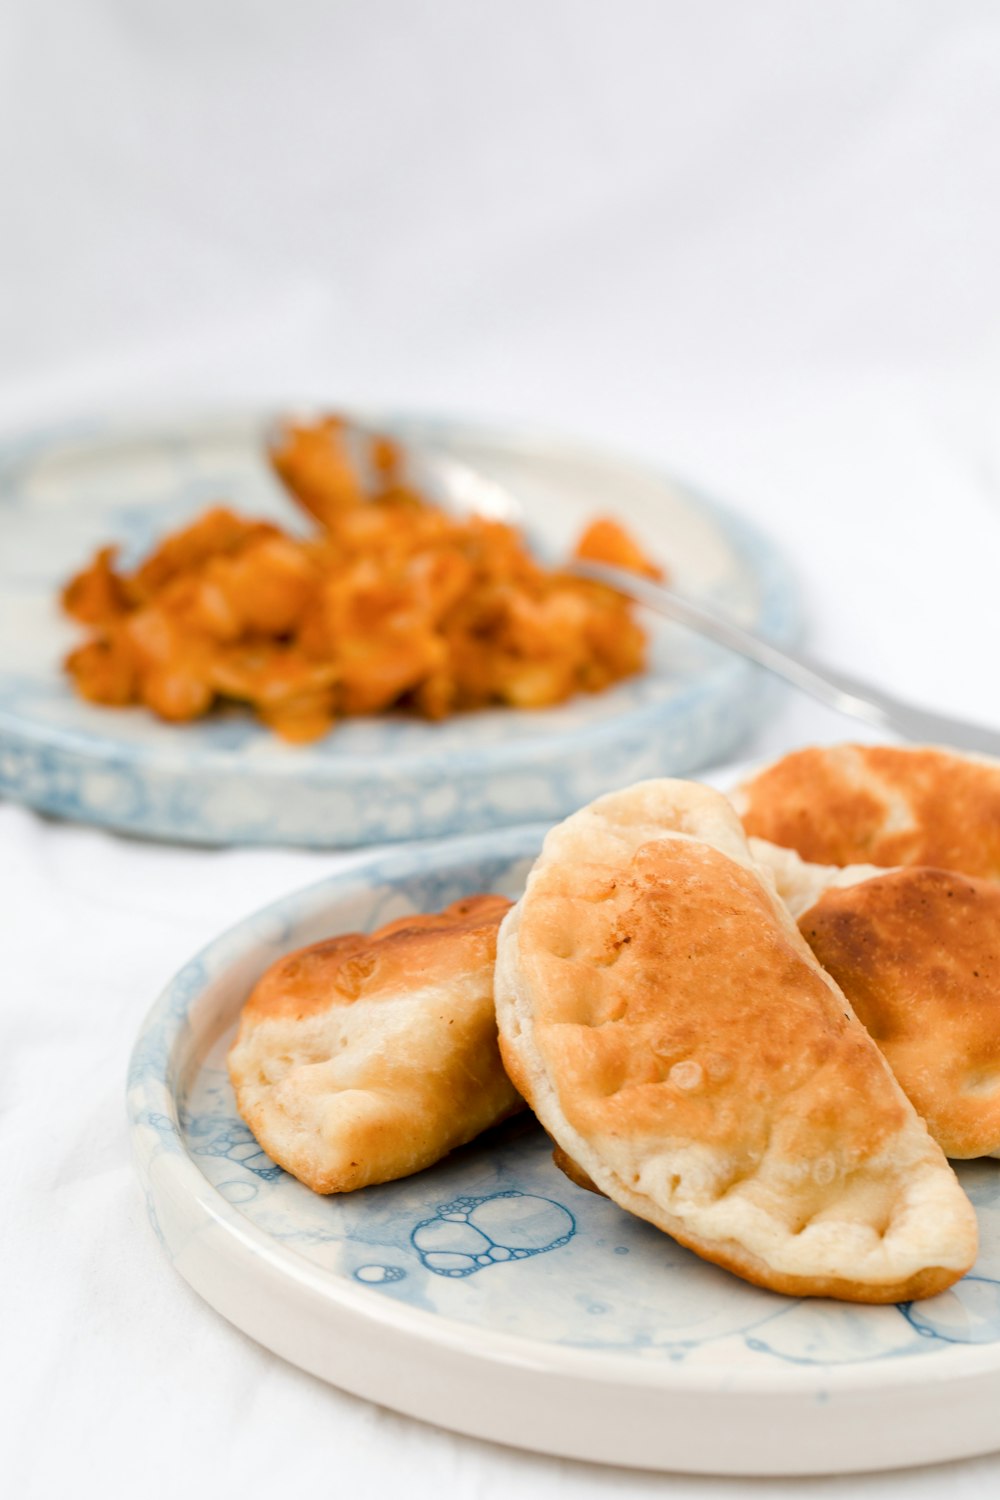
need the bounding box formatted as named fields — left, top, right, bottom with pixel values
left=5, top=3, right=1000, bottom=1495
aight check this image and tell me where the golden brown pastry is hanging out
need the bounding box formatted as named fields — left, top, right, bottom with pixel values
left=733, top=744, right=1000, bottom=878
left=495, top=779, right=977, bottom=1303
left=229, top=894, right=523, bottom=1192
left=753, top=838, right=1000, bottom=1160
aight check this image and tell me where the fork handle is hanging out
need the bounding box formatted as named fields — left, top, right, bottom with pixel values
left=572, top=561, right=1000, bottom=758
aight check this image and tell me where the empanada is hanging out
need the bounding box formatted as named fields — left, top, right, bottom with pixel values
left=734, top=744, right=1000, bottom=878
left=754, top=838, right=1000, bottom=1160
left=229, top=894, right=523, bottom=1192
left=495, top=780, right=977, bottom=1302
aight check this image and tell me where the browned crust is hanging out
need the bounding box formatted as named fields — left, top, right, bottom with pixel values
left=621, top=1215, right=963, bottom=1304
left=228, top=892, right=521, bottom=1194
left=525, top=1081, right=968, bottom=1305
left=738, top=745, right=1000, bottom=878
left=530, top=1081, right=965, bottom=1304
left=521, top=841, right=911, bottom=1162
left=499, top=810, right=978, bottom=1303
left=799, top=867, right=1000, bottom=1159
left=240, top=892, right=512, bottom=1026
left=234, top=1074, right=526, bottom=1197
left=551, top=1144, right=602, bottom=1194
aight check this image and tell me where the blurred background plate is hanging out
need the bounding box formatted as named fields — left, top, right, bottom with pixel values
left=128, top=827, right=1000, bottom=1475
left=0, top=410, right=799, bottom=845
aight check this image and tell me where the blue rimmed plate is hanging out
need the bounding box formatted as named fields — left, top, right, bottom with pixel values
left=0, top=410, right=798, bottom=845
left=128, top=825, right=1000, bottom=1475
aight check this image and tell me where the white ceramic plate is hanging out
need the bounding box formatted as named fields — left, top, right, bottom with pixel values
left=128, top=825, right=1000, bottom=1476
left=0, top=410, right=798, bottom=845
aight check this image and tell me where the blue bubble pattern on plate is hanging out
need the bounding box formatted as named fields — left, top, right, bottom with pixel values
left=127, top=826, right=1000, bottom=1371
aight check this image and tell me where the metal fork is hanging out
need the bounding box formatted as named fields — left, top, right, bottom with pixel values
left=571, top=559, right=1000, bottom=757
left=278, top=415, right=1000, bottom=757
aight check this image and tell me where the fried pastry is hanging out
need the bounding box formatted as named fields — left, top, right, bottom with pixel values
left=495, top=780, right=977, bottom=1302
left=734, top=744, right=1000, bottom=878
left=754, top=839, right=1000, bottom=1160
left=229, top=893, right=523, bottom=1193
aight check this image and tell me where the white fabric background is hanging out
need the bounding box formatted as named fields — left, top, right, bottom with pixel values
left=4, top=2, right=1000, bottom=1495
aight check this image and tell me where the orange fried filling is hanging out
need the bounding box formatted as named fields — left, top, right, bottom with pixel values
left=62, top=416, right=664, bottom=743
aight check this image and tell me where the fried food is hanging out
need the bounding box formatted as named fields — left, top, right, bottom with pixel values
left=734, top=744, right=1000, bottom=880
left=62, top=417, right=662, bottom=741
left=494, top=778, right=977, bottom=1302
left=754, top=838, right=1000, bottom=1160
left=229, top=894, right=524, bottom=1193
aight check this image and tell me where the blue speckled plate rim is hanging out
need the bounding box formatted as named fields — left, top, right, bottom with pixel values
left=126, top=822, right=1000, bottom=1396
left=0, top=406, right=801, bottom=777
